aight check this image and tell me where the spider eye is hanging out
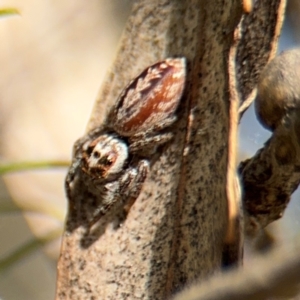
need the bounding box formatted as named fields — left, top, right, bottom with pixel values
left=85, top=145, right=94, bottom=156
left=93, top=151, right=100, bottom=159
left=100, top=156, right=114, bottom=166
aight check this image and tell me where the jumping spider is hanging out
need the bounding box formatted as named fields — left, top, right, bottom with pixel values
left=65, top=58, right=186, bottom=228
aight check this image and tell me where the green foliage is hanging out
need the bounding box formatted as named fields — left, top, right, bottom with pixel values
left=0, top=160, right=69, bottom=175
left=0, top=8, right=19, bottom=17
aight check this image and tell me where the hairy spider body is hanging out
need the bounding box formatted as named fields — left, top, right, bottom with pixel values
left=65, top=58, right=186, bottom=228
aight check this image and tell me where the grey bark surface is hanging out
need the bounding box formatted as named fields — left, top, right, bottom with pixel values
left=55, top=0, right=287, bottom=299
left=240, top=108, right=300, bottom=235
left=56, top=1, right=242, bottom=298
left=237, top=0, right=286, bottom=113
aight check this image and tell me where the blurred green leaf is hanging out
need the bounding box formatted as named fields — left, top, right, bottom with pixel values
left=0, top=8, right=20, bottom=17
left=0, top=160, right=70, bottom=175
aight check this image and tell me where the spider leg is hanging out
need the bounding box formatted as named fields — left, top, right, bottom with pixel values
left=129, top=133, right=174, bottom=154
left=88, top=160, right=149, bottom=227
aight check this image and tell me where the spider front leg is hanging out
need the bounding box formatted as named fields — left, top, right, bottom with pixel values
left=118, top=159, right=149, bottom=213
left=88, top=159, right=149, bottom=227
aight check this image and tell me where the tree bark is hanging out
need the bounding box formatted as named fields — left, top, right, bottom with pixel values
left=56, top=0, right=286, bottom=299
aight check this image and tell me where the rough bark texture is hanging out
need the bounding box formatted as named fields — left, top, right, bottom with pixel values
left=237, top=0, right=286, bottom=113
left=240, top=109, right=300, bottom=235
left=56, top=0, right=242, bottom=299
left=55, top=0, right=288, bottom=299
left=223, top=0, right=286, bottom=263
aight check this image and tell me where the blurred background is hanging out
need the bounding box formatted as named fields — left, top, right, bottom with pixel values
left=0, top=0, right=299, bottom=299
left=0, top=1, right=133, bottom=299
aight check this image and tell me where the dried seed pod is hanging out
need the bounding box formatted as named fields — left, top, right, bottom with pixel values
left=255, top=48, right=300, bottom=131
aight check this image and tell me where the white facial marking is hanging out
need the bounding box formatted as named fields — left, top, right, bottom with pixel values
left=85, top=134, right=128, bottom=176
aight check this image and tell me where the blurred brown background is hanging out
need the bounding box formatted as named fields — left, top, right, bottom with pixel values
left=0, top=1, right=132, bottom=299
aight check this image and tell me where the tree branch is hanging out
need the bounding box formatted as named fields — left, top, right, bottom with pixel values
left=55, top=0, right=287, bottom=299
left=173, top=238, right=300, bottom=300
left=56, top=1, right=243, bottom=298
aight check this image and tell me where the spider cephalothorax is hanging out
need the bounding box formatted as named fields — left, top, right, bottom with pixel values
left=81, top=134, right=128, bottom=180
